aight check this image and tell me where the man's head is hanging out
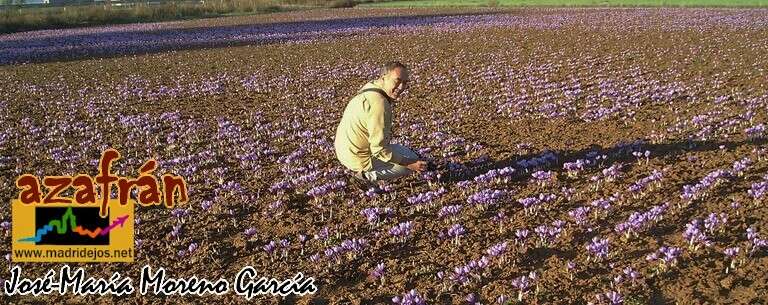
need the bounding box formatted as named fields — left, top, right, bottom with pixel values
left=377, top=61, right=410, bottom=99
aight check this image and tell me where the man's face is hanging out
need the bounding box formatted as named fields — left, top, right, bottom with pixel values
left=384, top=68, right=410, bottom=99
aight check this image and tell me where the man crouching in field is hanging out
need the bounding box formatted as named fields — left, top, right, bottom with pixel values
left=334, top=61, right=428, bottom=188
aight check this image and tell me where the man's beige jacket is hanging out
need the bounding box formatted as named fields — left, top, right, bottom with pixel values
left=334, top=81, right=405, bottom=172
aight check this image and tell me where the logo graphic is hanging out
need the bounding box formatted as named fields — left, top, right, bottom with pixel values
left=20, top=206, right=129, bottom=245
left=12, top=200, right=134, bottom=263
left=11, top=148, right=187, bottom=263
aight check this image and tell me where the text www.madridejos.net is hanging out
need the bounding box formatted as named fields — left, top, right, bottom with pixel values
left=14, top=248, right=134, bottom=261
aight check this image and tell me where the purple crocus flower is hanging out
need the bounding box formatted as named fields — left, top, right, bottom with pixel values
left=407, top=188, right=447, bottom=206
left=703, top=212, right=727, bottom=234
left=724, top=247, right=741, bottom=273
left=515, top=229, right=530, bottom=244
left=486, top=242, right=509, bottom=257
left=683, top=219, right=712, bottom=251
left=447, top=224, right=467, bottom=241
left=187, top=242, right=199, bottom=254
left=392, top=289, right=426, bottom=305
left=201, top=200, right=213, bottom=211
left=511, top=271, right=537, bottom=301
left=467, top=189, right=507, bottom=208
left=244, top=227, right=257, bottom=238
left=724, top=247, right=739, bottom=258
left=371, top=262, right=385, bottom=279
left=465, top=293, right=478, bottom=305
left=604, top=291, right=623, bottom=305
left=389, top=221, right=414, bottom=243
left=568, top=206, right=591, bottom=226
left=263, top=241, right=277, bottom=259
left=438, top=205, right=463, bottom=220
left=586, top=237, right=610, bottom=261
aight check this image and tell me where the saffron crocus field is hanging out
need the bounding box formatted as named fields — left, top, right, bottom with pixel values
left=1, top=7, right=768, bottom=305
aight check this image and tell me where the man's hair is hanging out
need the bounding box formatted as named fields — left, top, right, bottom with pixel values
left=379, top=61, right=407, bottom=77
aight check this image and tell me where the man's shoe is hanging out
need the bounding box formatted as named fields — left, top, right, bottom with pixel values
left=349, top=171, right=379, bottom=192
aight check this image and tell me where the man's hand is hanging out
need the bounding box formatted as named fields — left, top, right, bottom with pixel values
left=406, top=160, right=428, bottom=172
